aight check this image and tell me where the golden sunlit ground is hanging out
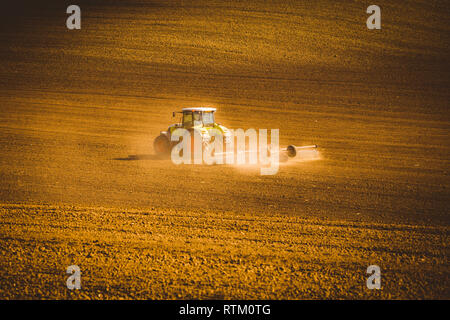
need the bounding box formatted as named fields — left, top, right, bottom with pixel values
left=0, top=0, right=448, bottom=299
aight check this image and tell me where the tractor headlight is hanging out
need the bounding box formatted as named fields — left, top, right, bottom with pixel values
left=202, top=134, right=211, bottom=142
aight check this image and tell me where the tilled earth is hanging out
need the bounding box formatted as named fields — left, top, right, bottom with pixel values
left=0, top=204, right=448, bottom=299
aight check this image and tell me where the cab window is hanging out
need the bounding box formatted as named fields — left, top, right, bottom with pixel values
left=183, top=112, right=193, bottom=127
left=193, top=111, right=202, bottom=126
left=202, top=112, right=214, bottom=126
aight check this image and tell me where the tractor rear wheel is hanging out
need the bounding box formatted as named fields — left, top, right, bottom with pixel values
left=153, top=134, right=171, bottom=157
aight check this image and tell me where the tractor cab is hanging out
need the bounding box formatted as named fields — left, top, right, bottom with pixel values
left=176, top=107, right=216, bottom=128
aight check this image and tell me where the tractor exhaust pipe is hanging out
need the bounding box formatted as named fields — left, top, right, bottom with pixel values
left=285, top=144, right=318, bottom=158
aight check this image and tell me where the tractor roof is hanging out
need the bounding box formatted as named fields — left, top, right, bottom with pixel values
left=182, top=107, right=216, bottom=112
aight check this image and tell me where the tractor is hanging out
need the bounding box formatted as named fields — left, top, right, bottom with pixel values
left=153, top=107, right=318, bottom=162
left=153, top=107, right=232, bottom=157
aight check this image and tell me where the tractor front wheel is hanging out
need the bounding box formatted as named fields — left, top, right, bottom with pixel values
left=153, top=134, right=171, bottom=157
